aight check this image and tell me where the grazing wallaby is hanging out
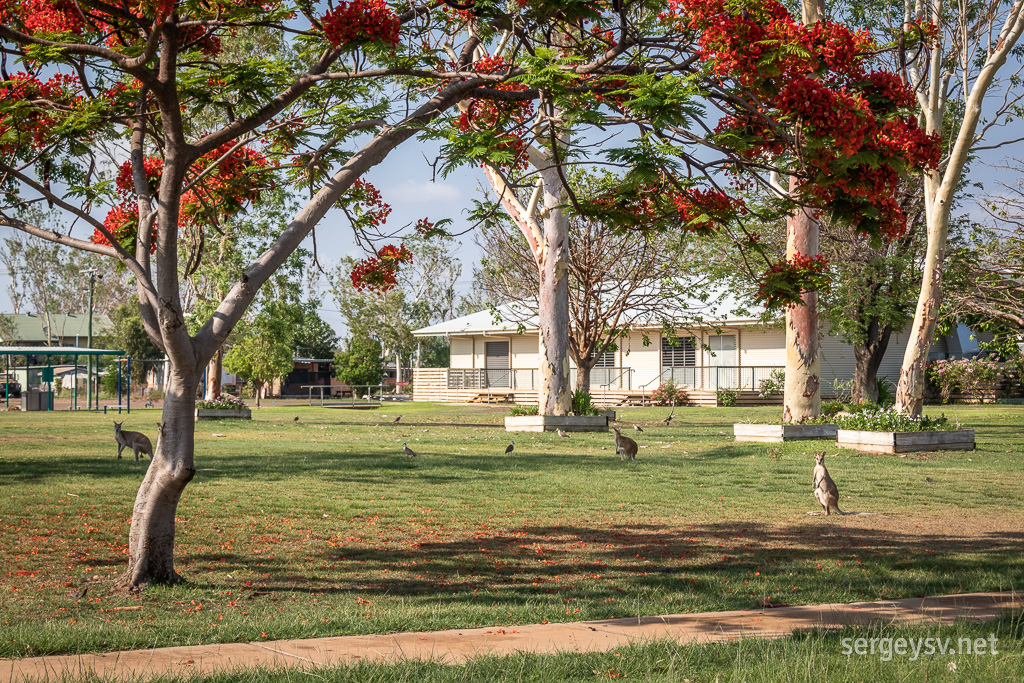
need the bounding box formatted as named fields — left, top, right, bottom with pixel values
left=113, top=421, right=153, bottom=462
left=812, top=451, right=842, bottom=515
left=612, top=427, right=638, bottom=461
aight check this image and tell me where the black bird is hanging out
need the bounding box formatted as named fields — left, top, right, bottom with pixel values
left=663, top=404, right=676, bottom=427
left=403, top=443, right=417, bottom=458
left=504, top=440, right=515, bottom=456
left=393, top=415, right=402, bottom=424
left=294, top=416, right=299, bottom=422
left=633, top=424, right=643, bottom=433
left=145, top=401, right=154, bottom=408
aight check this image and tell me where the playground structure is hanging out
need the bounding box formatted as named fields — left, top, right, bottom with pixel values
left=0, top=346, right=129, bottom=412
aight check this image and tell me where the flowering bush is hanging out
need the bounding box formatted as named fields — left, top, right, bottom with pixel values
left=830, top=406, right=950, bottom=432
left=758, top=368, right=786, bottom=397
left=651, top=381, right=685, bottom=406
left=926, top=358, right=1000, bottom=403
left=196, top=395, right=248, bottom=410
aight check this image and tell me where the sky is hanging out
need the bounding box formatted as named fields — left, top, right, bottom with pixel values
left=0, top=139, right=491, bottom=340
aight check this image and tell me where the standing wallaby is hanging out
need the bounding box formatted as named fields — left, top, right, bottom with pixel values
left=812, top=451, right=842, bottom=515
left=612, top=428, right=638, bottom=461
left=113, top=421, right=153, bottom=462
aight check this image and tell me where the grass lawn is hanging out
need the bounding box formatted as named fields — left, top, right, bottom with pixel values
left=0, top=402, right=1022, bottom=661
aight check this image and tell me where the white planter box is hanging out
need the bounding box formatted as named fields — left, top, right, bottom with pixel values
left=733, top=423, right=839, bottom=443
left=195, top=408, right=252, bottom=420
left=505, top=415, right=609, bottom=433
left=836, top=428, right=975, bottom=454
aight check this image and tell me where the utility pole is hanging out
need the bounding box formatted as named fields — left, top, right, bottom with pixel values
left=83, top=269, right=102, bottom=410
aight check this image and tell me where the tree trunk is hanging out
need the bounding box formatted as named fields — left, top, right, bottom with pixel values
left=114, top=369, right=198, bottom=591
left=851, top=320, right=893, bottom=404
left=783, top=182, right=821, bottom=423
left=537, top=169, right=572, bottom=416
left=573, top=356, right=595, bottom=396
left=204, top=345, right=222, bottom=400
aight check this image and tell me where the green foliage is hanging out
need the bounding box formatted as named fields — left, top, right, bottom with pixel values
left=196, top=396, right=248, bottom=410
left=716, top=388, right=740, bottom=407
left=927, top=358, right=1001, bottom=402
left=223, top=301, right=298, bottom=403
left=830, top=406, right=952, bottom=432
left=333, top=334, right=384, bottom=388
left=757, top=368, right=786, bottom=398
left=292, top=301, right=340, bottom=359
left=571, top=390, right=600, bottom=416
left=876, top=377, right=896, bottom=406
left=111, top=304, right=163, bottom=380
left=509, top=404, right=539, bottom=416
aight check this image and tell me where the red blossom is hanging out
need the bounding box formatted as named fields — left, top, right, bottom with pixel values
left=321, top=0, right=400, bottom=49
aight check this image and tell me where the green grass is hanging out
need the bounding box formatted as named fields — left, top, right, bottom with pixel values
left=0, top=403, right=1022, bottom=660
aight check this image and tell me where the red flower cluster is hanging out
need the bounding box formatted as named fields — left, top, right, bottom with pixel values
left=343, top=179, right=392, bottom=228
left=349, top=243, right=413, bottom=293
left=91, top=145, right=271, bottom=252
left=672, top=188, right=746, bottom=232
left=4, top=0, right=83, bottom=35
left=674, top=0, right=940, bottom=240
left=0, top=72, right=83, bottom=151
left=455, top=56, right=534, bottom=171
left=755, top=252, right=830, bottom=310
left=321, top=0, right=400, bottom=49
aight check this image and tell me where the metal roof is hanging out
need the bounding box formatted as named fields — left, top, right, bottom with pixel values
left=2, top=313, right=114, bottom=344
left=412, top=293, right=772, bottom=337
left=0, top=346, right=126, bottom=356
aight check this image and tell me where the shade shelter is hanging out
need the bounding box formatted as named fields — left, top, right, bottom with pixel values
left=0, top=346, right=128, bottom=412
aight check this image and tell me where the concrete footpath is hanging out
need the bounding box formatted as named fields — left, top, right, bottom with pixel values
left=3, top=592, right=1021, bottom=682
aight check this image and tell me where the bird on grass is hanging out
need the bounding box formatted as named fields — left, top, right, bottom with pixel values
left=393, top=415, right=402, bottom=424
left=633, top=424, right=643, bottom=433
left=144, top=401, right=154, bottom=408
left=504, top=440, right=515, bottom=455
left=403, top=443, right=417, bottom=458
left=294, top=416, right=299, bottom=422
left=557, top=428, right=569, bottom=438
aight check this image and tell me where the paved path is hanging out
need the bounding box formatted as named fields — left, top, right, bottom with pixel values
left=3, top=592, right=1020, bottom=682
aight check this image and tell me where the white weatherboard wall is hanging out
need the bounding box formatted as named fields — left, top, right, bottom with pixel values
left=511, top=333, right=539, bottom=369
left=620, top=329, right=662, bottom=389
left=738, top=326, right=786, bottom=367
left=450, top=337, right=474, bottom=369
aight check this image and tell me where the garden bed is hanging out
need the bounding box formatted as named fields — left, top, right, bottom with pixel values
left=836, top=428, right=975, bottom=454
left=733, top=423, right=839, bottom=442
left=505, top=415, right=609, bottom=432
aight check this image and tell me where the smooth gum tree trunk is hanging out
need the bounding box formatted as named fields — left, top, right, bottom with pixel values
left=896, top=1, right=1024, bottom=416
left=783, top=188, right=821, bottom=423
left=204, top=345, right=222, bottom=400
left=114, top=369, right=198, bottom=590
left=537, top=167, right=572, bottom=416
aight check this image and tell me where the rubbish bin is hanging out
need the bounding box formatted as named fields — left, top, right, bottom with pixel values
left=21, top=390, right=46, bottom=411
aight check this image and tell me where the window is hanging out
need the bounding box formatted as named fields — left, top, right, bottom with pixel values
left=661, top=336, right=696, bottom=367
left=592, top=350, right=616, bottom=368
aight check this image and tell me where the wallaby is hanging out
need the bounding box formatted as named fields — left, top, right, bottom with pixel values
left=812, top=451, right=842, bottom=515
left=612, top=428, right=638, bottom=461
left=114, top=421, right=153, bottom=462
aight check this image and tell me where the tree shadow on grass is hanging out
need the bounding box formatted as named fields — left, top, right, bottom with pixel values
left=179, top=521, right=1024, bottom=611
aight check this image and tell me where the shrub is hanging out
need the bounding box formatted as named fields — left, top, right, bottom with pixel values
left=876, top=377, right=896, bottom=406
left=820, top=400, right=846, bottom=417
left=197, top=395, right=249, bottom=410
left=651, top=381, right=685, bottom=406
left=716, top=388, right=740, bottom=407
left=926, top=358, right=1000, bottom=402
left=831, top=406, right=950, bottom=432
left=757, top=368, right=785, bottom=397
left=571, top=390, right=601, bottom=416
left=509, top=404, right=538, bottom=416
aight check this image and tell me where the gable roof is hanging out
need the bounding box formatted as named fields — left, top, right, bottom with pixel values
left=1, top=313, right=115, bottom=344
left=413, top=293, right=773, bottom=337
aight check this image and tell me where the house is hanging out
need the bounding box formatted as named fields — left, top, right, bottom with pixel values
left=270, top=357, right=335, bottom=397
left=4, top=313, right=114, bottom=346
left=410, top=300, right=954, bottom=406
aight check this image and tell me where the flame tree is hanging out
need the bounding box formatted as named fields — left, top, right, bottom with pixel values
left=0, top=0, right=939, bottom=590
